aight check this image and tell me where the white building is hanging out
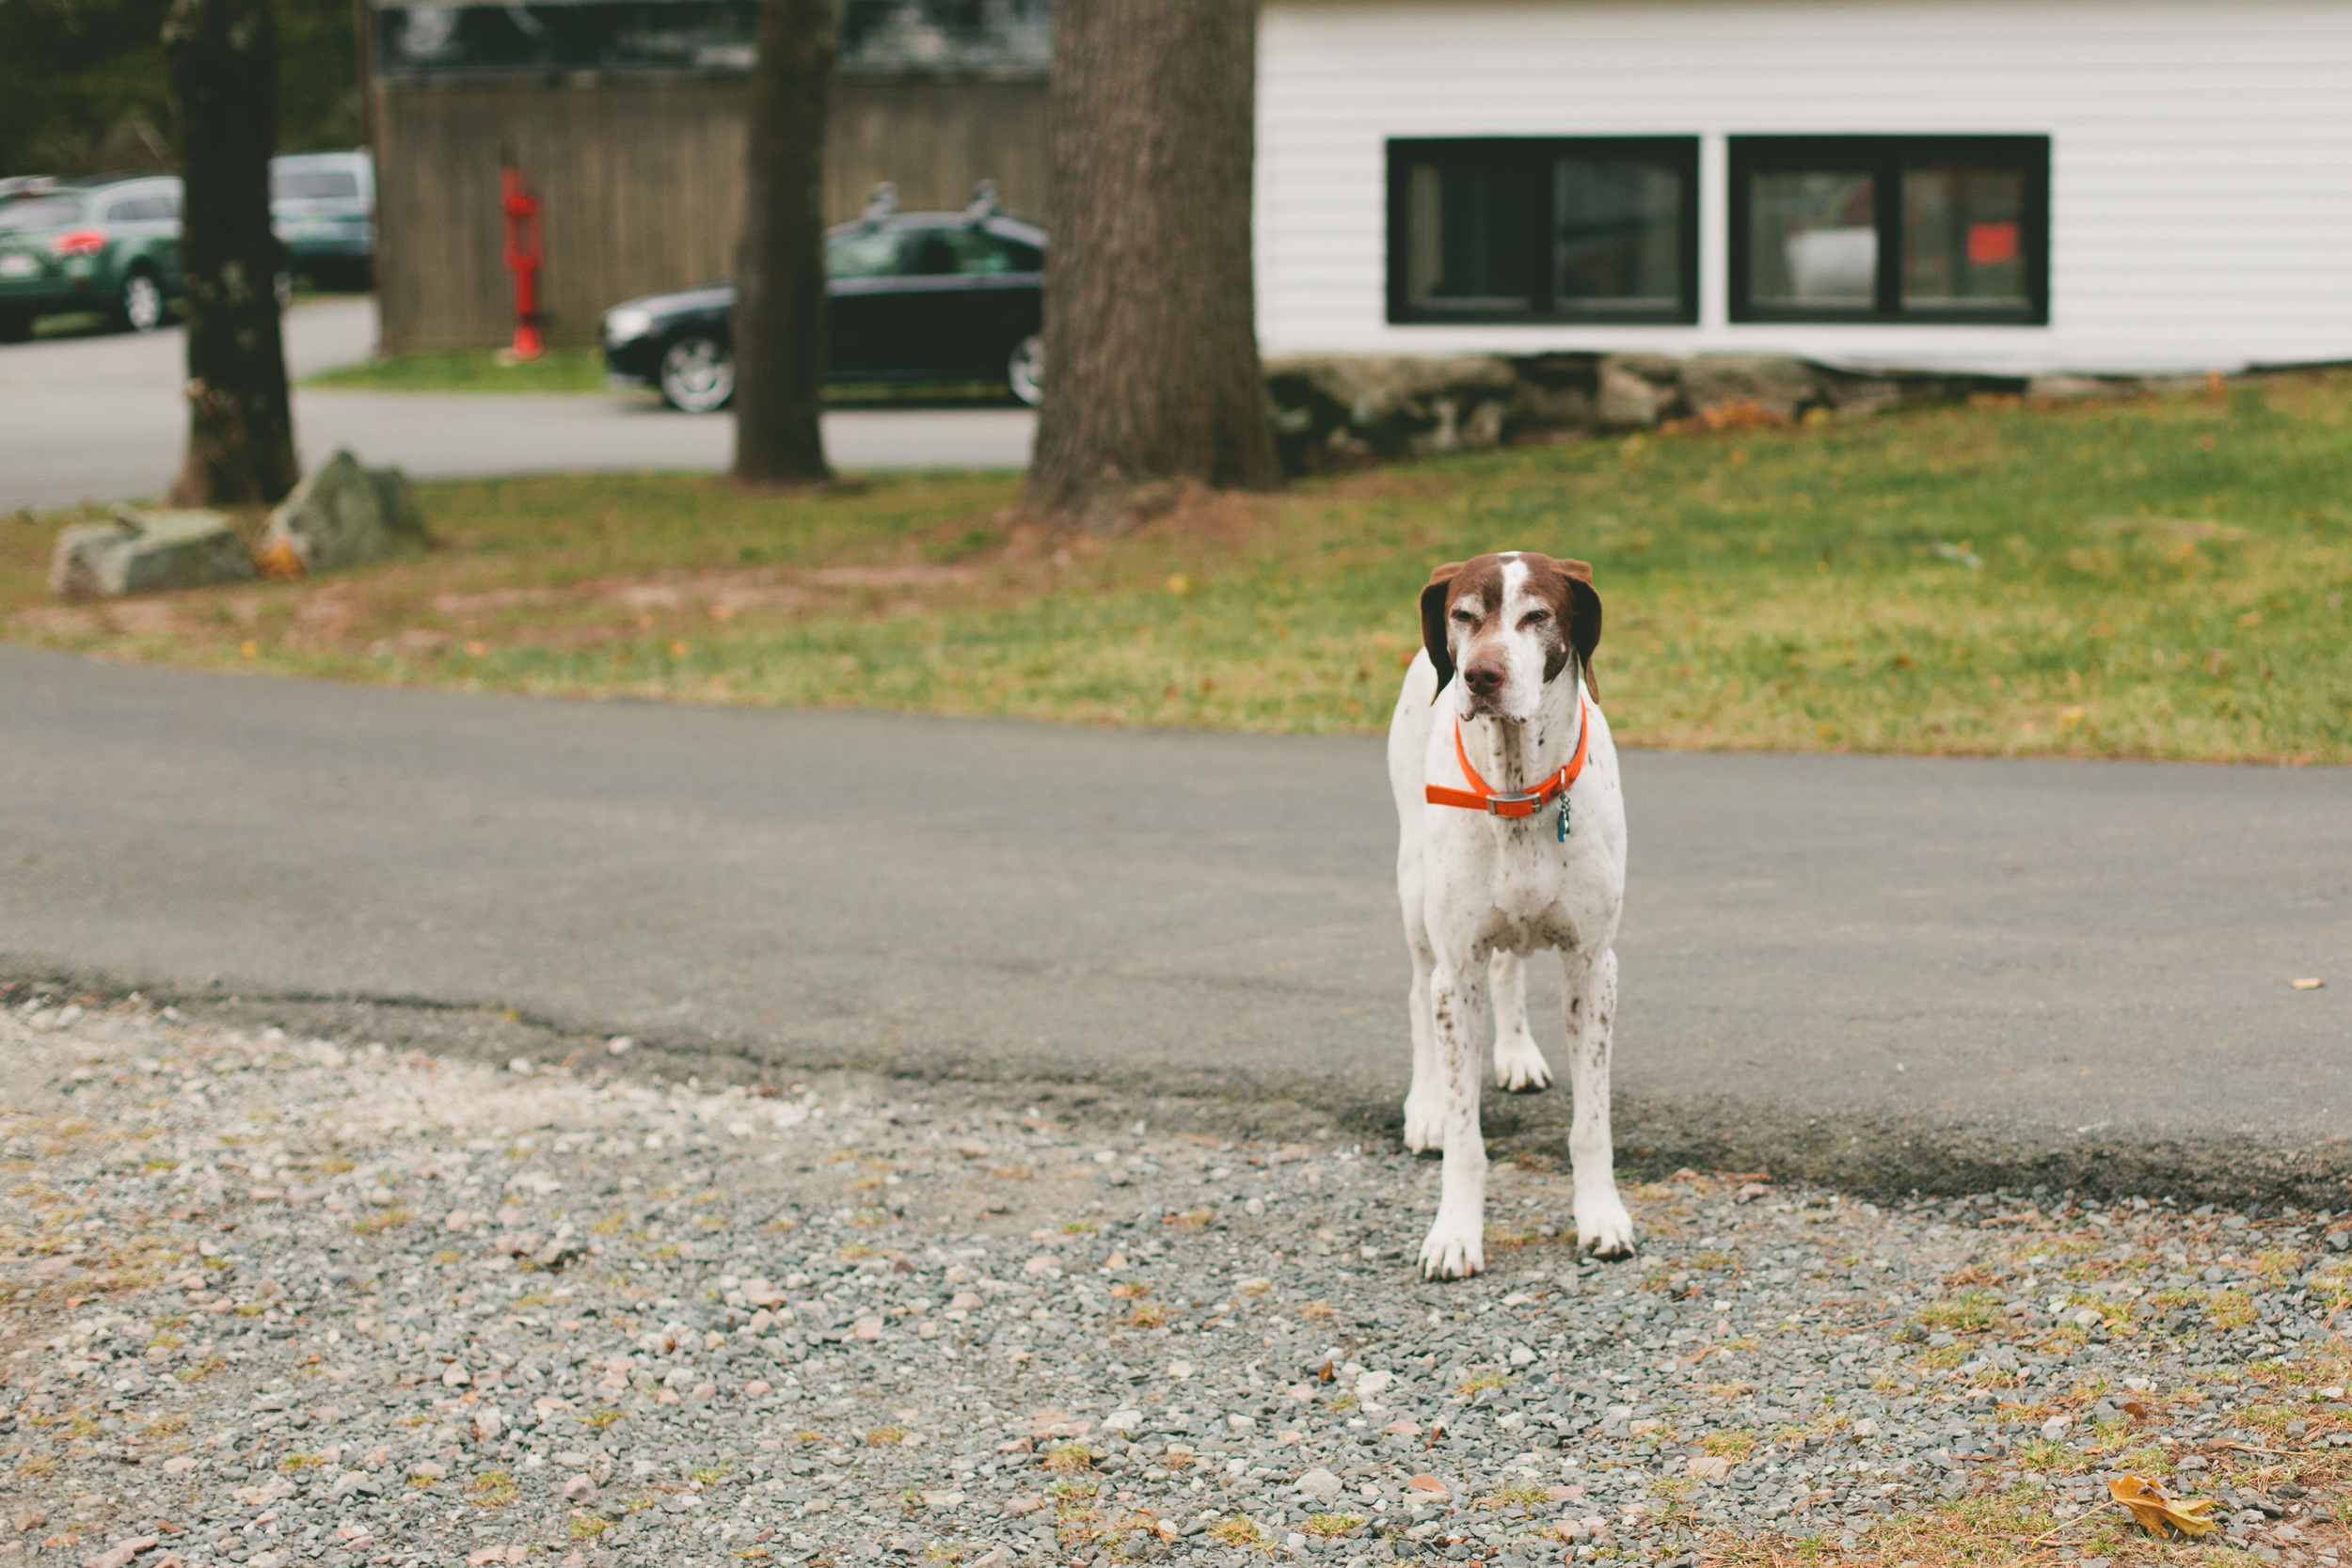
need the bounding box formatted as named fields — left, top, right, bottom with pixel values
left=1253, top=0, right=2352, bottom=375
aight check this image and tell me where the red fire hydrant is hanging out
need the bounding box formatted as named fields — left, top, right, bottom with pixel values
left=501, top=160, right=543, bottom=360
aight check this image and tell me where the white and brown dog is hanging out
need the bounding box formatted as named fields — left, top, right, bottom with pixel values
left=1387, top=551, right=1634, bottom=1280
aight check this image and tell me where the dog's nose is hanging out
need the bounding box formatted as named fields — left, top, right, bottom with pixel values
left=1464, top=659, right=1506, bottom=697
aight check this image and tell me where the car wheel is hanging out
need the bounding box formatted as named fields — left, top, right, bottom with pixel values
left=1006, top=333, right=1042, bottom=406
left=118, top=271, right=166, bottom=334
left=658, top=333, right=734, bottom=414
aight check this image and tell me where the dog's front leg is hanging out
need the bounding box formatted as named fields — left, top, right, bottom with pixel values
left=1402, top=920, right=1444, bottom=1153
left=1564, top=946, right=1636, bottom=1258
left=1418, top=956, right=1489, bottom=1280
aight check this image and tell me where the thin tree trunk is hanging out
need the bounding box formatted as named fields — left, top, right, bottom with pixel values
left=1026, top=0, right=1279, bottom=519
left=732, top=0, right=834, bottom=485
left=165, top=0, right=298, bottom=506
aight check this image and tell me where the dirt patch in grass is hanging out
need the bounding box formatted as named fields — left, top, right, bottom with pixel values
left=5, top=372, right=2350, bottom=761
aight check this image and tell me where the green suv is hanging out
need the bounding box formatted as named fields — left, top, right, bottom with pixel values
left=0, top=174, right=184, bottom=341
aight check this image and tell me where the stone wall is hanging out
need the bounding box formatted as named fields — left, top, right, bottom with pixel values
left=1262, top=353, right=2042, bottom=476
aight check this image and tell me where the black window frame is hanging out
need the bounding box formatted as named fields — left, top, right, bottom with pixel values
left=1729, top=134, right=2049, bottom=325
left=1386, top=136, right=1701, bottom=326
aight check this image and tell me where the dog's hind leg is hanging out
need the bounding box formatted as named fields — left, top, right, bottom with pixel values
left=1418, top=954, right=1490, bottom=1280
left=1487, top=949, right=1552, bottom=1092
left=1563, top=945, right=1636, bottom=1258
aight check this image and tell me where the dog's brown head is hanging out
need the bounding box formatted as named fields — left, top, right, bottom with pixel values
left=1420, top=552, right=1602, bottom=716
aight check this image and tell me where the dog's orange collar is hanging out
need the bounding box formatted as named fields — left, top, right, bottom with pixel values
left=1426, top=692, right=1591, bottom=817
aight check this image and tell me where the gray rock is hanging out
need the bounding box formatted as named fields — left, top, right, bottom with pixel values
left=2026, top=374, right=2130, bottom=403
left=1264, top=355, right=1521, bottom=470
left=1295, top=1465, right=1343, bottom=1501
left=258, top=449, right=427, bottom=576
left=532, top=1237, right=589, bottom=1271
left=1596, top=359, right=1677, bottom=429
left=1263, top=350, right=2038, bottom=466
left=49, top=507, right=257, bottom=600
left=1677, top=356, right=1823, bottom=421
left=1502, top=354, right=1600, bottom=437
left=1596, top=353, right=1833, bottom=427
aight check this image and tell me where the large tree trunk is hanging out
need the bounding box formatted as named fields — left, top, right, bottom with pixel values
left=164, top=0, right=299, bottom=506
left=731, top=0, right=834, bottom=485
left=1026, top=0, right=1279, bottom=518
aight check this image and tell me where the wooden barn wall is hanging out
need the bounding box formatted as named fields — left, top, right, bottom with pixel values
left=373, top=73, right=1046, bottom=352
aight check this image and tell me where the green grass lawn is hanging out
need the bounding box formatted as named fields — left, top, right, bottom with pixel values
left=302, top=346, right=610, bottom=392
left=301, top=344, right=1013, bottom=403
left=7, top=372, right=2349, bottom=762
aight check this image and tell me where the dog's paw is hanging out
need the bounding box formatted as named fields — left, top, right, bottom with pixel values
left=1417, top=1212, right=1485, bottom=1280
left=1575, top=1191, right=1638, bottom=1259
left=1401, top=1090, right=1444, bottom=1154
left=1492, top=1034, right=1553, bottom=1094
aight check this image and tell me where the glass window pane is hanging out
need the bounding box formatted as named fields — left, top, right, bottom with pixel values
left=1903, top=165, right=2026, bottom=309
left=0, top=197, right=83, bottom=232
left=1554, top=158, right=1680, bottom=309
left=903, top=230, right=959, bottom=276
left=1405, top=159, right=1531, bottom=311
left=946, top=230, right=1008, bottom=274
left=273, top=170, right=359, bottom=200
left=826, top=229, right=903, bottom=279
left=939, top=228, right=1039, bottom=276
left=1748, top=170, right=1876, bottom=308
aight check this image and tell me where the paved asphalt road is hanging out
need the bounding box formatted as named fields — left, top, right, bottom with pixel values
left=0, top=297, right=1034, bottom=511
left=3, top=646, right=2344, bottom=1200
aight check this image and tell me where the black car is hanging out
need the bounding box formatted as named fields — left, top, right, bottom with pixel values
left=602, top=185, right=1043, bottom=413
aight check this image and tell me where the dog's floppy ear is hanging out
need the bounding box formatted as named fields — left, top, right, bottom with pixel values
left=1419, top=562, right=1464, bottom=697
left=1557, top=557, right=1603, bottom=699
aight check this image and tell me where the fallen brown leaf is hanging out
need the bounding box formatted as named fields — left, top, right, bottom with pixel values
left=255, top=539, right=304, bottom=580
left=2108, top=1474, right=2218, bottom=1539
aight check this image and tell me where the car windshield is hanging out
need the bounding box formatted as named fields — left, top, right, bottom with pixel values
left=274, top=169, right=359, bottom=200
left=0, top=197, right=82, bottom=232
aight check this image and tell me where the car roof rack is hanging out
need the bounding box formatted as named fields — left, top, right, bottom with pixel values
left=857, top=182, right=898, bottom=229
left=963, top=179, right=1000, bottom=224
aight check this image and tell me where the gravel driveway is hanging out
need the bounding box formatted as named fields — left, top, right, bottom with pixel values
left=4, top=992, right=2348, bottom=1568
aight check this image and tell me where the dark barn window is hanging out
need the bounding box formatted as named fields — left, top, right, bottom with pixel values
left=1730, top=135, right=2048, bottom=324
left=1388, top=137, right=1699, bottom=325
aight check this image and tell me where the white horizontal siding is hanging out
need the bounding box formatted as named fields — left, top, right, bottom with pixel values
left=1255, top=0, right=2352, bottom=373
